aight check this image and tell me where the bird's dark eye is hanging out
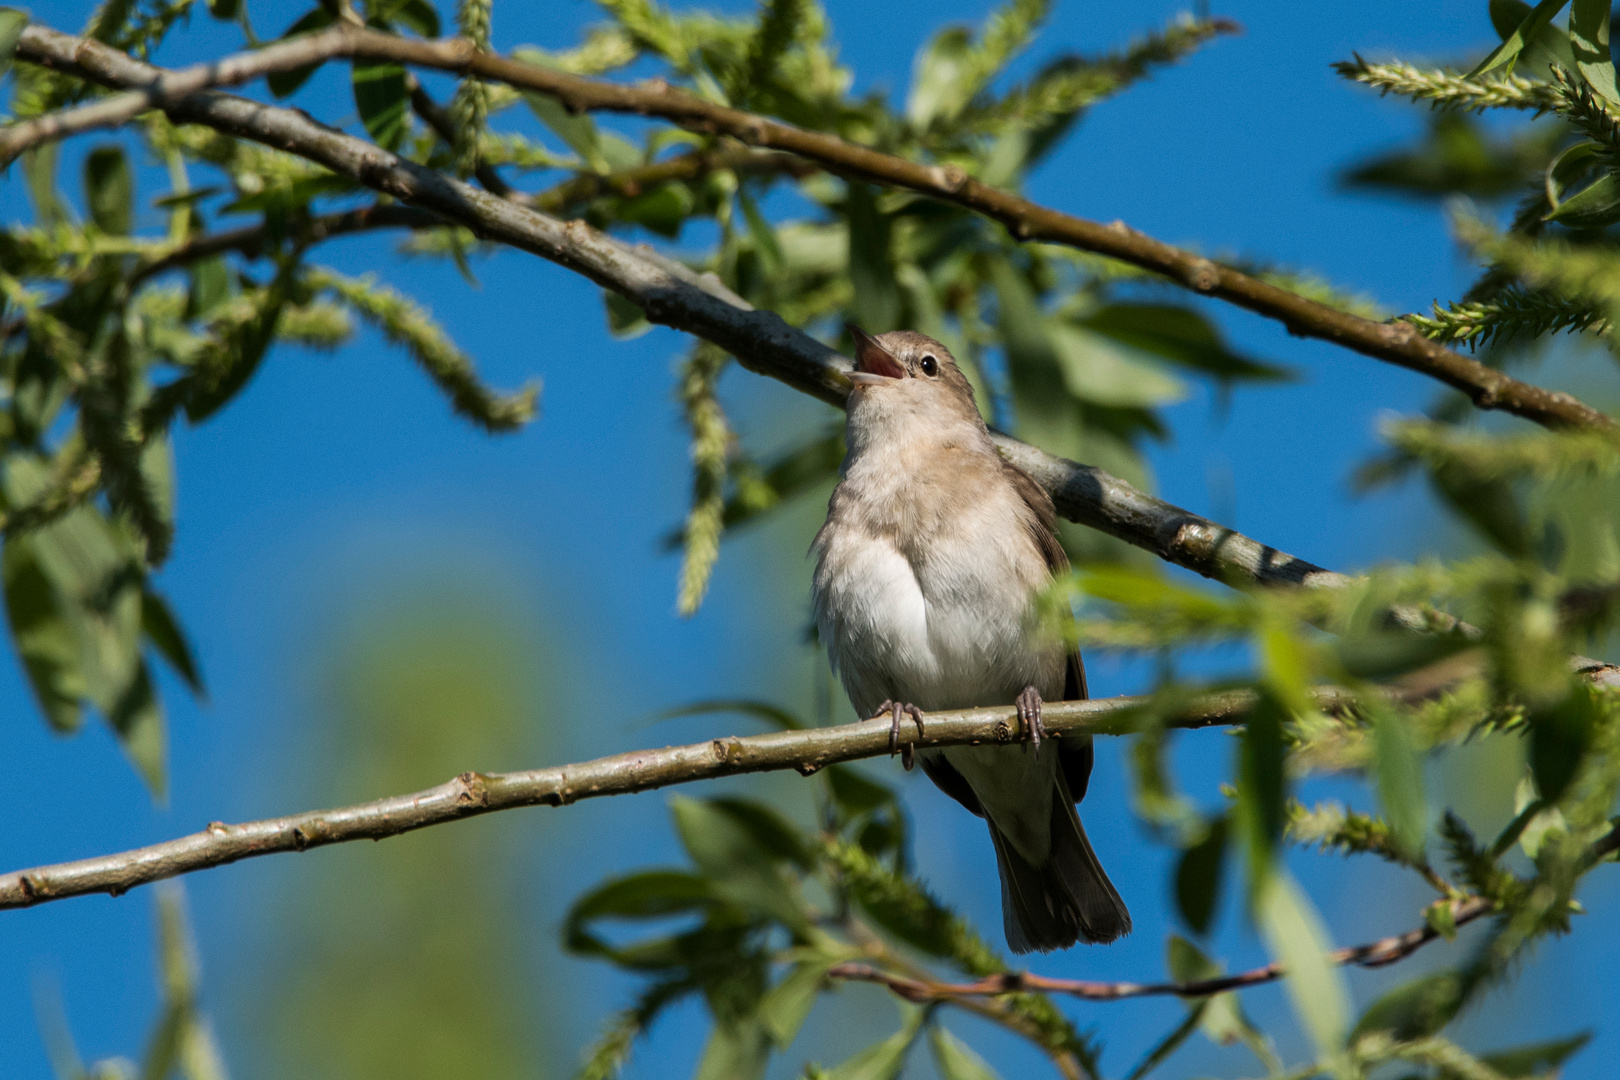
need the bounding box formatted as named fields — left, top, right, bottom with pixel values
left=919, top=355, right=939, bottom=377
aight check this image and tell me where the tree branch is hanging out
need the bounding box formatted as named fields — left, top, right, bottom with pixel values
left=15, top=25, right=1620, bottom=692
left=0, top=689, right=1266, bottom=912
left=829, top=895, right=1496, bottom=1003
left=10, top=23, right=1608, bottom=430
left=11, top=23, right=1350, bottom=596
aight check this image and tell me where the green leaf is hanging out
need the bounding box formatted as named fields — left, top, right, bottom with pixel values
left=694, top=1020, right=771, bottom=1080
left=1079, top=304, right=1289, bottom=383
left=826, top=1005, right=926, bottom=1080
left=1530, top=684, right=1600, bottom=802
left=1164, top=935, right=1279, bottom=1074
left=568, top=870, right=713, bottom=924
left=827, top=765, right=897, bottom=814
left=1545, top=172, right=1620, bottom=228
left=671, top=797, right=807, bottom=926
left=1370, top=703, right=1427, bottom=856
left=1166, top=933, right=1221, bottom=983
left=267, top=8, right=335, bottom=98
left=907, top=27, right=974, bottom=128
left=1480, top=1032, right=1592, bottom=1076
left=1049, top=323, right=1186, bottom=408
left=602, top=290, right=652, bottom=339
left=0, top=8, right=29, bottom=76
left=1237, top=691, right=1287, bottom=881
left=1570, top=0, right=1620, bottom=102
left=1351, top=972, right=1465, bottom=1042
left=112, top=661, right=167, bottom=800
left=524, top=91, right=609, bottom=172
left=1255, top=871, right=1349, bottom=1058
left=1470, top=0, right=1570, bottom=78
left=352, top=61, right=409, bottom=151
left=618, top=182, right=695, bottom=238
left=759, top=958, right=835, bottom=1047
left=929, top=1027, right=1004, bottom=1080
left=24, top=143, right=65, bottom=226
left=1174, top=817, right=1227, bottom=936
left=142, top=589, right=204, bottom=696
left=846, top=183, right=900, bottom=332
left=738, top=189, right=784, bottom=276
left=186, top=257, right=232, bottom=320
left=705, top=797, right=814, bottom=868
left=386, top=0, right=441, bottom=37
left=206, top=0, right=240, bottom=19
left=2, top=535, right=87, bottom=733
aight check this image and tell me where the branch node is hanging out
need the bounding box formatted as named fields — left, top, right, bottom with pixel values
left=456, top=771, right=490, bottom=807
left=931, top=164, right=968, bottom=192
left=1182, top=258, right=1220, bottom=292
left=206, top=820, right=228, bottom=835
left=291, top=826, right=310, bottom=851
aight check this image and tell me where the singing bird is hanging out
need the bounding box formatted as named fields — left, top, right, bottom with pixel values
left=811, top=325, right=1131, bottom=953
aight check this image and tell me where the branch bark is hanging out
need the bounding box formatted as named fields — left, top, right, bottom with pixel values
left=829, top=896, right=1493, bottom=1004
left=9, top=23, right=1609, bottom=430
left=0, top=689, right=1264, bottom=912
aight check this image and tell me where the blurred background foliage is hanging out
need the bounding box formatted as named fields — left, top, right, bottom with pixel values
left=3, top=0, right=1620, bottom=1079
left=250, top=586, right=551, bottom=1080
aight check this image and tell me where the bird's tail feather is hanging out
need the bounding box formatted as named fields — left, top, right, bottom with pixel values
left=989, top=776, right=1131, bottom=954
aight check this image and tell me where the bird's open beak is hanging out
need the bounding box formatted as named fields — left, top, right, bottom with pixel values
left=846, top=323, right=905, bottom=386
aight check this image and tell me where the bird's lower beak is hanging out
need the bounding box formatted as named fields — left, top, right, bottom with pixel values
left=847, top=323, right=904, bottom=384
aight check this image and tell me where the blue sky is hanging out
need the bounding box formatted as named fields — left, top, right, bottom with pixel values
left=1, top=2, right=1617, bottom=1079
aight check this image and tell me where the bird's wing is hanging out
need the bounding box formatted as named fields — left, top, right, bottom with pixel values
left=999, top=459, right=1088, bottom=701
left=1001, top=458, right=1092, bottom=803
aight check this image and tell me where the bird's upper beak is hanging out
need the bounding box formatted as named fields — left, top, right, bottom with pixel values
left=846, top=323, right=905, bottom=386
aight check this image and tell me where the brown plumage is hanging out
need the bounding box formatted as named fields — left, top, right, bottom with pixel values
left=812, top=326, right=1130, bottom=952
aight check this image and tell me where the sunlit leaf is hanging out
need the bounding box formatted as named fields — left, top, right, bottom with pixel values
left=759, top=958, right=835, bottom=1047
left=826, top=1005, right=926, bottom=1080
left=929, top=1027, right=1004, bottom=1080
left=1471, top=0, right=1570, bottom=79
left=1255, top=871, right=1349, bottom=1059
left=1569, top=0, right=1620, bottom=102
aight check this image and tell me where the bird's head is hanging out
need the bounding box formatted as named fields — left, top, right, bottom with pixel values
left=844, top=325, right=983, bottom=438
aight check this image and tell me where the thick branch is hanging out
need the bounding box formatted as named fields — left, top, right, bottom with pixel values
left=830, top=895, right=1495, bottom=1003
left=0, top=690, right=1261, bottom=911
left=11, top=23, right=1606, bottom=430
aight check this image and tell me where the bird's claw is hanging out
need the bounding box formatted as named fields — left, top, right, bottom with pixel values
left=874, top=699, right=925, bottom=769
left=1016, top=685, right=1045, bottom=753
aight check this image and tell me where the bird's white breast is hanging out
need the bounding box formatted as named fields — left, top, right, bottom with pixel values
left=811, top=460, right=1064, bottom=720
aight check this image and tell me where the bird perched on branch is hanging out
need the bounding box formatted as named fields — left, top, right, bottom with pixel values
left=811, top=325, right=1131, bottom=953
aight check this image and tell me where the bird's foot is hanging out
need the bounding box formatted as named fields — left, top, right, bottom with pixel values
left=874, top=699, right=925, bottom=769
left=1016, top=685, right=1045, bottom=753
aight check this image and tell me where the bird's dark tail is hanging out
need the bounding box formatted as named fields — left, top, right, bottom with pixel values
left=988, top=773, right=1131, bottom=953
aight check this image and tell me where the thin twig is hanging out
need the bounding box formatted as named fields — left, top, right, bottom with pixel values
left=9, top=23, right=1607, bottom=430
left=0, top=689, right=1270, bottom=912
left=828, top=895, right=1496, bottom=1003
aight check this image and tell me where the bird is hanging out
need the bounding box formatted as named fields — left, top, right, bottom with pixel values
left=811, top=324, right=1131, bottom=953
